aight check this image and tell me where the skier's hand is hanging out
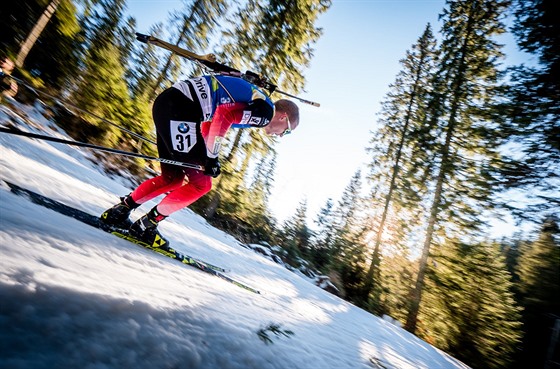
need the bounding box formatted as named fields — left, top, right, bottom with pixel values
left=203, top=157, right=221, bottom=178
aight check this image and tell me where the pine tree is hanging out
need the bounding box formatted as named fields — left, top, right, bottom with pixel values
left=499, top=233, right=524, bottom=284
left=15, top=0, right=62, bottom=68
left=405, top=0, right=511, bottom=333
left=0, top=1, right=31, bottom=53
left=71, top=0, right=134, bottom=146
left=128, top=23, right=164, bottom=101
left=1, top=0, right=81, bottom=90
left=201, top=0, right=331, bottom=222
left=243, top=152, right=278, bottom=243
left=333, top=171, right=366, bottom=245
left=329, top=170, right=369, bottom=304
left=363, top=24, right=440, bottom=306
left=377, top=247, right=416, bottom=321
left=310, top=198, right=337, bottom=271
left=147, top=0, right=230, bottom=98
left=281, top=199, right=314, bottom=266
left=116, top=16, right=136, bottom=73
left=220, top=0, right=331, bottom=93
left=515, top=217, right=560, bottom=369
left=501, top=0, right=560, bottom=218
left=420, top=239, right=522, bottom=369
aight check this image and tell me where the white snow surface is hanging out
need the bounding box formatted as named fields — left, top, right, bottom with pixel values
left=0, top=101, right=470, bottom=369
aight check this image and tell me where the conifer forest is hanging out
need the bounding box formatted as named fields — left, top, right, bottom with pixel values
left=1, top=1, right=558, bottom=368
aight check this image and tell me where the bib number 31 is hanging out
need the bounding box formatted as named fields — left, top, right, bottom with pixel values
left=170, top=120, right=197, bottom=153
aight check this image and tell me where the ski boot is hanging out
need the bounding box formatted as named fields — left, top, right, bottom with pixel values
left=100, top=195, right=139, bottom=230
left=128, top=207, right=169, bottom=248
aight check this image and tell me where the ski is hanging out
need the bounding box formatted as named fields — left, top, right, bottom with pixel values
left=5, top=181, right=260, bottom=293
left=108, top=229, right=260, bottom=294
left=108, top=228, right=227, bottom=273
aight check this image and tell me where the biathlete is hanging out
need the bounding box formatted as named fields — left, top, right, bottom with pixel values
left=100, top=74, right=299, bottom=247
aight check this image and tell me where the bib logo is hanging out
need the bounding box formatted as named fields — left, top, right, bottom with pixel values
left=177, top=122, right=190, bottom=133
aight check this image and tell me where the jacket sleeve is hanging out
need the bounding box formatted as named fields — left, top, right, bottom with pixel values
left=200, top=102, right=247, bottom=159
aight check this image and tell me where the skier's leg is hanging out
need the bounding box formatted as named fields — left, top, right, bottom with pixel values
left=100, top=164, right=184, bottom=227
left=155, top=168, right=212, bottom=216
left=129, top=164, right=185, bottom=204
left=127, top=168, right=211, bottom=247
left=100, top=194, right=140, bottom=228
left=124, top=86, right=208, bottom=246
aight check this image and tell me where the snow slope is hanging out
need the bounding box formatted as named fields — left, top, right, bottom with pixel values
left=0, top=101, right=470, bottom=369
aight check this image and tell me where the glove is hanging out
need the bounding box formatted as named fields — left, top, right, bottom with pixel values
left=204, top=157, right=221, bottom=178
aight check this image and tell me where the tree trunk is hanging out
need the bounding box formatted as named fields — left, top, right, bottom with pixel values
left=404, top=0, right=478, bottom=333
left=363, top=74, right=421, bottom=303
left=16, top=0, right=62, bottom=68
left=403, top=148, right=447, bottom=332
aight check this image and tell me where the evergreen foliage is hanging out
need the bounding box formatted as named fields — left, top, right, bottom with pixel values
left=127, top=23, right=164, bottom=101
left=363, top=23, right=440, bottom=308
left=280, top=199, right=314, bottom=265
left=405, top=0, right=511, bottom=333
left=71, top=0, right=134, bottom=147
left=4, top=2, right=559, bottom=368
left=420, top=239, right=522, bottom=369
left=514, top=218, right=560, bottom=368
left=376, top=249, right=416, bottom=321
left=221, top=0, right=331, bottom=93
left=244, top=154, right=278, bottom=243
left=310, top=198, right=337, bottom=271
left=1, top=0, right=81, bottom=90
left=197, top=0, right=330, bottom=236
left=500, top=0, right=560, bottom=218
left=329, top=171, right=369, bottom=305
left=146, top=0, right=230, bottom=99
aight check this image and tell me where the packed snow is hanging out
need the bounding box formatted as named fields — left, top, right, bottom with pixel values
left=0, top=99, right=470, bottom=369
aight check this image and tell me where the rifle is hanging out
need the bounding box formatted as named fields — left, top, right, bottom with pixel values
left=135, top=33, right=320, bottom=107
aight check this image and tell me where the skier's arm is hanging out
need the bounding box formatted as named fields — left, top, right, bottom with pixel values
left=200, top=102, right=245, bottom=158
left=201, top=98, right=274, bottom=158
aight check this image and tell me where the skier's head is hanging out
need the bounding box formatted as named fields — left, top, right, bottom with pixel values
left=264, top=99, right=299, bottom=137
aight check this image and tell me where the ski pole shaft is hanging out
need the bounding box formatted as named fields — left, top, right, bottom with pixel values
left=8, top=75, right=157, bottom=146
left=0, top=127, right=204, bottom=171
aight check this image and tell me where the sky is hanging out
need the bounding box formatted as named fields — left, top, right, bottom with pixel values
left=125, top=1, right=529, bottom=232
left=0, top=101, right=471, bottom=368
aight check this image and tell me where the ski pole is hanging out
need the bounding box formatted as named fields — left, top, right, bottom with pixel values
left=8, top=75, right=157, bottom=146
left=0, top=127, right=204, bottom=171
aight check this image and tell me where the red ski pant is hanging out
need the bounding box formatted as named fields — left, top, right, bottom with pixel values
left=130, top=165, right=211, bottom=216
left=128, top=86, right=211, bottom=217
